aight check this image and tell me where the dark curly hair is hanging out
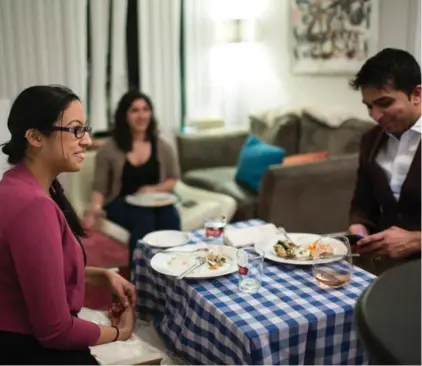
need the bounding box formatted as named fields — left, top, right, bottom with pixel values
left=350, top=48, right=421, bottom=96
left=112, top=90, right=158, bottom=152
left=1, top=85, right=87, bottom=242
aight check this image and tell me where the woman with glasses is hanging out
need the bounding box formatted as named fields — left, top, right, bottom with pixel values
left=0, top=85, right=136, bottom=364
left=84, top=90, right=181, bottom=272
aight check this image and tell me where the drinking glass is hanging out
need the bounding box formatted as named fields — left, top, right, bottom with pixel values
left=312, top=235, right=353, bottom=289
left=204, top=215, right=227, bottom=239
left=237, top=247, right=264, bottom=293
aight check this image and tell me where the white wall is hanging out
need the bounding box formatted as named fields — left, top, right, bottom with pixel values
left=379, top=0, right=421, bottom=60
left=185, top=0, right=421, bottom=127
left=243, top=0, right=369, bottom=120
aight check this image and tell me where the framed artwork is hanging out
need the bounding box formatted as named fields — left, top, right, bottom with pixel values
left=291, top=0, right=379, bottom=75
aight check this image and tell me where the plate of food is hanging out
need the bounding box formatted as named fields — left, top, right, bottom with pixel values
left=125, top=192, right=178, bottom=207
left=255, top=233, right=348, bottom=265
left=150, top=244, right=238, bottom=279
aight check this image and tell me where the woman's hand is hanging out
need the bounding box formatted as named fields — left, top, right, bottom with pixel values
left=105, top=270, right=136, bottom=309
left=108, top=303, right=135, bottom=341
left=138, top=179, right=176, bottom=194
left=138, top=185, right=156, bottom=193
left=82, top=204, right=105, bottom=229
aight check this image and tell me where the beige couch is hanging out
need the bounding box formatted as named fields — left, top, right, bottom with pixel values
left=176, top=108, right=374, bottom=234
left=65, top=150, right=237, bottom=244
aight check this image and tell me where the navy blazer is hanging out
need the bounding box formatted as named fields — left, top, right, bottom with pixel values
left=349, top=125, right=421, bottom=233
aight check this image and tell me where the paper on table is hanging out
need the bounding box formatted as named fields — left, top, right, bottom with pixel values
left=223, top=223, right=279, bottom=248
left=79, top=308, right=163, bottom=365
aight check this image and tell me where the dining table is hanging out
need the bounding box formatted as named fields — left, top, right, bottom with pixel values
left=133, top=219, right=376, bottom=365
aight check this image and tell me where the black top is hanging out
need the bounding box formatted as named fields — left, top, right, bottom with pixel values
left=355, top=258, right=421, bottom=365
left=119, top=140, right=160, bottom=196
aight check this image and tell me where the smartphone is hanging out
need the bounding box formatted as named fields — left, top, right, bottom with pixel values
left=345, top=234, right=363, bottom=245
left=345, top=234, right=363, bottom=253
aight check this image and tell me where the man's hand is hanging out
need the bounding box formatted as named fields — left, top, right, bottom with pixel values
left=357, top=226, right=421, bottom=258
left=348, top=224, right=369, bottom=237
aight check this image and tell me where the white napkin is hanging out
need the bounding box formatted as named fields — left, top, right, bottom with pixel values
left=79, top=308, right=163, bottom=365
left=223, top=224, right=279, bottom=248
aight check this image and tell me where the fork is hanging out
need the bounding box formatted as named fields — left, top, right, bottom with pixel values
left=277, top=227, right=296, bottom=243
left=177, top=257, right=206, bottom=279
left=158, top=246, right=211, bottom=254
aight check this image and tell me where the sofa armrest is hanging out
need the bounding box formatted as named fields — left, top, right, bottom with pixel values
left=258, top=154, right=359, bottom=234
left=176, top=129, right=249, bottom=173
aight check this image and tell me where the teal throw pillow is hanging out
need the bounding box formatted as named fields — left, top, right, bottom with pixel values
left=235, top=135, right=286, bottom=193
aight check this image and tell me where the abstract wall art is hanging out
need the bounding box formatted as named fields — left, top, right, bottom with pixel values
left=291, top=0, right=379, bottom=74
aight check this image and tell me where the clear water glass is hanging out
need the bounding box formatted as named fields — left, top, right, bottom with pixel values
left=204, top=215, right=227, bottom=239
left=312, top=235, right=353, bottom=289
left=237, top=247, right=264, bottom=293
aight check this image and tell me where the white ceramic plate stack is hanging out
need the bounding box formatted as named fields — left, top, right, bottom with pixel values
left=126, top=192, right=178, bottom=207
left=255, top=233, right=348, bottom=265
left=150, top=244, right=238, bottom=279
left=143, top=230, right=191, bottom=248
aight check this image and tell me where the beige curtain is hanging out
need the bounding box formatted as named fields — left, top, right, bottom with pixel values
left=0, top=0, right=87, bottom=102
left=137, top=0, right=181, bottom=141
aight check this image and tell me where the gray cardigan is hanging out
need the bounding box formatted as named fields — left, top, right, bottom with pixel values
left=92, top=137, right=180, bottom=204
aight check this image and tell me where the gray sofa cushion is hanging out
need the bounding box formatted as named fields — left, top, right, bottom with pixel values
left=249, top=113, right=300, bottom=155
left=182, top=167, right=257, bottom=207
left=299, top=114, right=373, bottom=156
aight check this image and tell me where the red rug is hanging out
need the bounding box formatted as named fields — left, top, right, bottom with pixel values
left=81, top=229, right=129, bottom=310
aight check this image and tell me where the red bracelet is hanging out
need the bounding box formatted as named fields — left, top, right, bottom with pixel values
left=111, top=325, right=119, bottom=342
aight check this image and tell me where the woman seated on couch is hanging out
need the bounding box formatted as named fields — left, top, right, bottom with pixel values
left=0, top=85, right=135, bottom=365
left=84, top=90, right=181, bottom=270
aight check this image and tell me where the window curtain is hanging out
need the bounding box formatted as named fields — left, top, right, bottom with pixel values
left=88, top=0, right=129, bottom=132
left=183, top=0, right=271, bottom=128
left=110, top=0, right=129, bottom=118
left=0, top=99, right=11, bottom=178
left=0, top=0, right=87, bottom=103
left=137, top=0, right=182, bottom=142
left=88, top=0, right=110, bottom=132
left=183, top=0, right=222, bottom=126
left=126, top=0, right=140, bottom=90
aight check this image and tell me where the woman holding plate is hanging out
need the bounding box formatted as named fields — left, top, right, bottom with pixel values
left=84, top=90, right=181, bottom=270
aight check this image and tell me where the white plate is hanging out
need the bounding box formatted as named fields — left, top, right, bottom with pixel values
left=125, top=192, right=178, bottom=207
left=150, top=244, right=238, bottom=279
left=255, top=233, right=348, bottom=265
left=143, top=230, right=190, bottom=248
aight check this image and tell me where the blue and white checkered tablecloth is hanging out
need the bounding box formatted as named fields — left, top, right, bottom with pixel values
left=134, top=219, right=376, bottom=365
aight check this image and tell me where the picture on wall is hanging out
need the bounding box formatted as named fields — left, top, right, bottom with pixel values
left=291, top=0, right=379, bottom=74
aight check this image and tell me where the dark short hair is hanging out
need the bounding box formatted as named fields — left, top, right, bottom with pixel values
left=349, top=48, right=421, bottom=96
left=112, top=90, right=158, bottom=152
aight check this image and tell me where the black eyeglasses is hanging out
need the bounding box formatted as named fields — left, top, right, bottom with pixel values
left=47, top=126, right=92, bottom=139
